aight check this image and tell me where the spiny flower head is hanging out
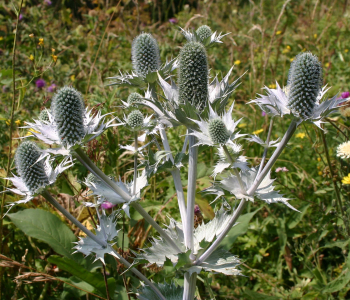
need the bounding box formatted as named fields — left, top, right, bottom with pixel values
left=131, top=33, right=160, bottom=77
left=15, top=141, right=49, bottom=193
left=127, top=92, right=143, bottom=106
left=51, top=86, right=85, bottom=147
left=196, top=25, right=212, bottom=41
left=127, top=110, right=144, bottom=129
left=287, top=52, right=323, bottom=119
left=178, top=41, right=208, bottom=112
left=39, top=109, right=51, bottom=122
left=208, top=119, right=230, bottom=144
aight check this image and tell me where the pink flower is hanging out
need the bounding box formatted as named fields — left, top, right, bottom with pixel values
left=101, top=201, right=116, bottom=210
left=276, top=167, right=289, bottom=173
left=47, top=84, right=57, bottom=92
left=169, top=18, right=178, bottom=24
left=261, top=111, right=266, bottom=117
left=35, top=78, right=46, bottom=88
left=341, top=91, right=350, bottom=99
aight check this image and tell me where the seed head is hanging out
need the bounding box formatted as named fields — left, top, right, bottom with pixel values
left=178, top=41, right=208, bottom=112
left=127, top=92, right=143, bottom=106
left=51, top=86, right=85, bottom=147
left=131, top=33, right=161, bottom=77
left=208, top=119, right=230, bottom=144
left=196, top=25, right=212, bottom=41
left=39, top=109, right=51, bottom=122
left=127, top=110, right=144, bottom=129
left=287, top=52, right=323, bottom=119
left=15, top=141, right=49, bottom=193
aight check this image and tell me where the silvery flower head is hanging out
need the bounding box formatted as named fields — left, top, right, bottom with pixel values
left=196, top=25, right=212, bottom=41
left=22, top=86, right=116, bottom=157
left=5, top=141, right=72, bottom=208
left=250, top=52, right=346, bottom=128
left=189, top=103, right=245, bottom=147
left=132, top=33, right=161, bottom=78
left=116, top=109, right=154, bottom=132
left=179, top=41, right=208, bottom=112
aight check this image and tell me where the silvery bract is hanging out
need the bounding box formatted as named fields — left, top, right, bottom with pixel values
left=115, top=111, right=154, bottom=132
left=246, top=135, right=280, bottom=148
left=180, top=25, right=230, bottom=47
left=73, top=212, right=120, bottom=264
left=137, top=282, right=183, bottom=300
left=250, top=52, right=346, bottom=128
left=83, top=171, right=148, bottom=217
left=23, top=86, right=116, bottom=157
left=5, top=141, right=72, bottom=208
left=189, top=103, right=245, bottom=147
left=136, top=207, right=241, bottom=276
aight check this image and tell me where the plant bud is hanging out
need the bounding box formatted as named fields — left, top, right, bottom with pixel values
left=39, top=109, right=51, bottom=122
left=131, top=33, right=160, bottom=77
left=178, top=41, right=208, bottom=111
left=196, top=25, right=212, bottom=41
left=287, top=52, right=323, bottom=119
left=15, top=141, right=49, bottom=193
left=127, top=110, right=144, bottom=129
left=208, top=119, right=230, bottom=144
left=127, top=92, right=143, bottom=105
left=51, top=86, right=85, bottom=147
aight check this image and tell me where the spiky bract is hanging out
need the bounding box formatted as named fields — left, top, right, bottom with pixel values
left=127, top=110, right=144, bottom=129
left=208, top=119, right=230, bottom=144
left=287, top=52, right=323, bottom=119
left=15, top=141, right=49, bottom=193
left=127, top=92, right=143, bottom=105
left=51, top=86, right=85, bottom=147
left=131, top=33, right=161, bottom=77
left=178, top=41, right=208, bottom=112
left=196, top=25, right=212, bottom=41
left=39, top=109, right=50, bottom=122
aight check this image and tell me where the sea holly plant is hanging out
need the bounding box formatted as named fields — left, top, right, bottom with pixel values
left=5, top=25, right=345, bottom=300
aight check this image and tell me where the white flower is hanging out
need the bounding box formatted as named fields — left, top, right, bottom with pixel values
left=250, top=83, right=346, bottom=129
left=189, top=103, right=245, bottom=147
left=337, top=141, right=350, bottom=160
left=83, top=170, right=148, bottom=217
left=4, top=156, right=73, bottom=211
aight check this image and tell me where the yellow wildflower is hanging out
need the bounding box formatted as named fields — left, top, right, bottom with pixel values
left=268, top=83, right=276, bottom=89
left=296, top=133, right=306, bottom=139
left=290, top=58, right=294, bottom=62
left=318, top=171, right=323, bottom=176
left=314, top=33, right=317, bottom=39
left=29, top=54, right=34, bottom=61
left=29, top=33, right=34, bottom=38
left=234, top=60, right=241, bottom=65
left=5, top=119, right=11, bottom=126
left=345, top=49, right=349, bottom=53
left=0, top=37, right=3, bottom=41
left=38, top=38, right=44, bottom=46
left=302, top=48, right=306, bottom=52
left=342, top=173, right=350, bottom=185
left=253, top=129, right=264, bottom=135
left=51, top=48, right=55, bottom=53
left=52, top=55, right=58, bottom=62
left=70, top=74, right=75, bottom=81
left=325, top=62, right=330, bottom=68
left=15, top=120, right=21, bottom=126
left=317, top=157, right=321, bottom=162
left=282, top=46, right=291, bottom=54
left=276, top=30, right=282, bottom=35
left=238, top=123, right=246, bottom=128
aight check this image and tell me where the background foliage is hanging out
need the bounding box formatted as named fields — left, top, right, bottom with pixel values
left=1, top=0, right=350, bottom=299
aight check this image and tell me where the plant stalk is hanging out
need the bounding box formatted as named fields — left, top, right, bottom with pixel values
left=256, top=118, right=274, bottom=177
left=183, top=273, right=197, bottom=300
left=42, top=190, right=166, bottom=300
left=134, top=131, right=138, bottom=194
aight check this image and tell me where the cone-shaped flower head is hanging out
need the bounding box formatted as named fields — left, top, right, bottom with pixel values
left=51, top=87, right=85, bottom=147
left=127, top=110, right=144, bottom=129
left=208, top=119, right=230, bottom=144
left=178, top=41, right=208, bottom=112
left=196, top=25, right=212, bottom=41
left=287, top=52, right=323, bottom=119
left=39, top=109, right=51, bottom=122
left=127, top=92, right=143, bottom=106
left=131, top=33, right=161, bottom=77
left=15, top=141, right=49, bottom=193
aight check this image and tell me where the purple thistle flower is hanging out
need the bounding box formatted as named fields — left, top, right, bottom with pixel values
left=44, top=0, right=52, bottom=5
left=341, top=91, right=350, bottom=99
left=261, top=111, right=266, bottom=117
left=194, top=204, right=201, bottom=214
left=35, top=78, right=46, bottom=89
left=169, top=18, right=178, bottom=24
left=19, top=14, right=23, bottom=21
left=101, top=201, right=116, bottom=210
left=47, top=83, right=57, bottom=93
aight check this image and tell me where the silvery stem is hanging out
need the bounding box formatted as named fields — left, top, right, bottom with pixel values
left=195, top=119, right=297, bottom=265
left=74, top=146, right=180, bottom=252
left=182, top=134, right=189, bottom=153
left=185, top=133, right=198, bottom=253
left=159, top=126, right=187, bottom=227
left=42, top=190, right=165, bottom=300
left=134, top=131, right=138, bottom=195
left=256, top=118, right=274, bottom=178
left=183, top=273, right=197, bottom=300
